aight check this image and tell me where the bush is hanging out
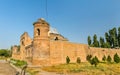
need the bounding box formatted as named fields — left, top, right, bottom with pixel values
left=102, top=55, right=106, bottom=62
left=10, top=59, right=27, bottom=67
left=76, top=57, right=81, bottom=64
left=114, top=53, right=120, bottom=63
left=90, top=56, right=99, bottom=67
left=107, top=55, right=112, bottom=63
left=86, top=54, right=92, bottom=62
left=66, top=56, right=70, bottom=64
left=0, top=49, right=10, bottom=57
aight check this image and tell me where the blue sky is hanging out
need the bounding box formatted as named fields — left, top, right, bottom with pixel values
left=0, top=0, right=120, bottom=49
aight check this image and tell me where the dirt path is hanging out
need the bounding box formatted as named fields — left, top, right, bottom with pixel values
left=0, top=60, right=17, bottom=75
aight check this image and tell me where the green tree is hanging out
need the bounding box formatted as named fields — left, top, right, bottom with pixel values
left=0, top=49, right=10, bottom=57
left=105, top=32, right=109, bottom=43
left=114, top=53, right=120, bottom=63
left=109, top=29, right=114, bottom=48
left=108, top=28, right=118, bottom=48
left=86, top=54, right=92, bottom=62
left=118, top=27, right=120, bottom=47
left=100, top=37, right=105, bottom=48
left=104, top=42, right=111, bottom=48
left=76, top=57, right=81, bottom=64
left=90, top=56, right=99, bottom=67
left=102, top=55, right=106, bottom=62
left=66, top=56, right=70, bottom=64
left=107, top=55, right=112, bottom=63
left=88, top=36, right=92, bottom=46
left=113, top=27, right=118, bottom=47
left=93, top=34, right=99, bottom=47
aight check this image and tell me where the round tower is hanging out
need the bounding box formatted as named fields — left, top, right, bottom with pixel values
left=32, top=18, right=50, bottom=66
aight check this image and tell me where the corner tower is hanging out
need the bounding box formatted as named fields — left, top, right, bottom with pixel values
left=32, top=18, right=50, bottom=66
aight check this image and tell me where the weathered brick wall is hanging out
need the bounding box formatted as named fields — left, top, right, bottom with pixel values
left=50, top=41, right=120, bottom=65
left=12, top=54, right=21, bottom=60
left=88, top=47, right=120, bottom=61
left=50, top=41, right=88, bottom=65
left=12, top=46, right=21, bottom=60
left=20, top=32, right=32, bottom=60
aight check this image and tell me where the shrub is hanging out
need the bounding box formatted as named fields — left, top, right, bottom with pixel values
left=90, top=56, right=99, bottom=67
left=102, top=55, right=106, bottom=62
left=10, top=59, right=27, bottom=67
left=114, top=53, right=120, bottom=63
left=86, top=54, right=92, bottom=62
left=76, top=57, right=81, bottom=64
left=66, top=56, right=70, bottom=64
left=107, top=55, right=112, bottom=63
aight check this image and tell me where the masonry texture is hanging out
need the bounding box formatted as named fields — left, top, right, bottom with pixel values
left=12, top=18, right=120, bottom=66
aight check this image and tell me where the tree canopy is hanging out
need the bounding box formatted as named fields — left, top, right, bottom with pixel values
left=88, top=27, right=120, bottom=48
left=0, top=49, right=11, bottom=57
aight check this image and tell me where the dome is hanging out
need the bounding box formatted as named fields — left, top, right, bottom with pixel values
left=49, top=27, right=59, bottom=34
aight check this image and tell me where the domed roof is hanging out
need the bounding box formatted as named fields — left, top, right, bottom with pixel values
left=49, top=27, right=59, bottom=34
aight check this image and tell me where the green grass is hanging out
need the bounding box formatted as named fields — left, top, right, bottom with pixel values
left=10, top=58, right=27, bottom=68
left=42, top=62, right=120, bottom=75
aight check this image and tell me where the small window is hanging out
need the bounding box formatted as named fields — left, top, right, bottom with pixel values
left=22, top=41, right=25, bottom=46
left=55, top=37, right=58, bottom=40
left=37, top=29, right=40, bottom=35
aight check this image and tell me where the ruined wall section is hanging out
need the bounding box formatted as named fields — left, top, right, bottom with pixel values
left=12, top=45, right=21, bottom=60
left=50, top=41, right=88, bottom=65
left=25, top=44, right=33, bottom=64
left=20, top=32, right=32, bottom=60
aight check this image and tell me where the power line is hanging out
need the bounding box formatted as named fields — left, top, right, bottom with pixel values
left=46, top=0, right=48, bottom=21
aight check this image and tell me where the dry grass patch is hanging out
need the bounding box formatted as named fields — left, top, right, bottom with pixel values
left=42, top=62, right=120, bottom=75
left=27, top=68, right=40, bottom=75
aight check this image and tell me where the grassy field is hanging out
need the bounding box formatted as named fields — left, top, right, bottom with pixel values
left=42, top=62, right=120, bottom=75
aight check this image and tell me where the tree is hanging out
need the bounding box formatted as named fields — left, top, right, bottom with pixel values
left=100, top=37, right=105, bottom=48
left=66, top=56, right=70, bottom=64
left=113, top=27, right=118, bottom=47
left=104, top=42, right=111, bottom=48
left=114, top=53, right=120, bottom=63
left=109, top=28, right=118, bottom=48
left=87, top=27, right=120, bottom=48
left=76, top=57, right=81, bottom=64
left=88, top=36, right=92, bottom=46
left=107, top=55, right=112, bottom=63
left=0, top=49, right=11, bottom=57
left=86, top=54, right=92, bottom=62
left=90, top=56, right=99, bottom=67
left=93, top=34, right=99, bottom=47
left=105, top=32, right=109, bottom=43
left=102, top=55, right=106, bottom=62
left=118, top=27, right=120, bottom=47
left=109, top=29, right=114, bottom=48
